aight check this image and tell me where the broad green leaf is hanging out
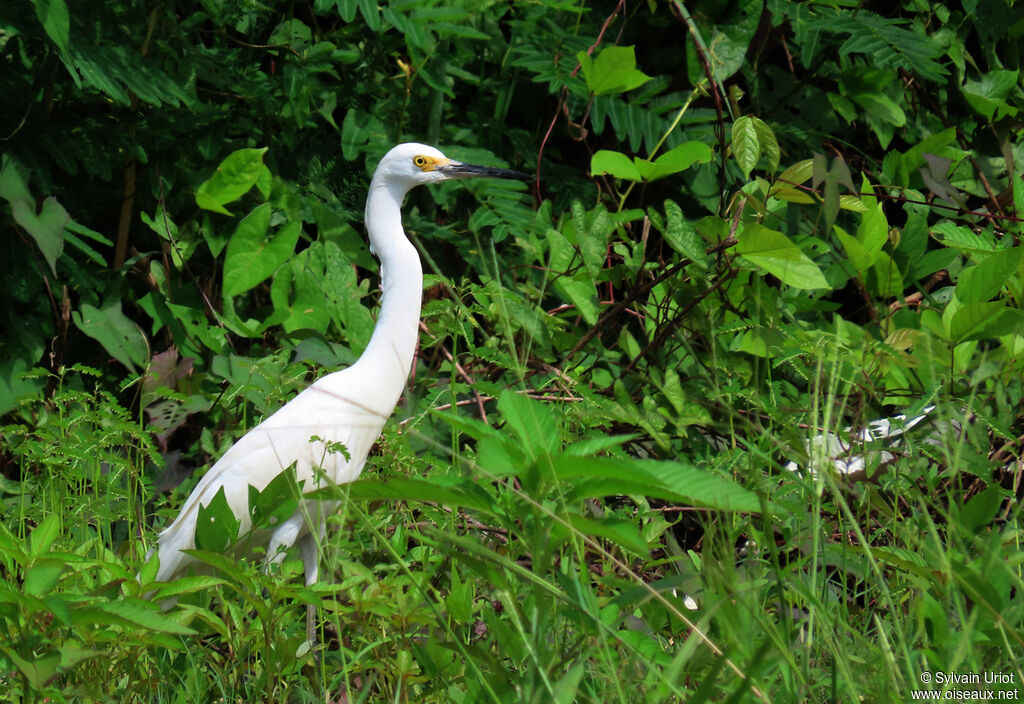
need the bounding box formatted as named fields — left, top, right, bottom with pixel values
left=553, top=457, right=762, bottom=513
left=565, top=515, right=648, bottom=555
left=357, top=0, right=381, bottom=30
left=731, top=116, right=759, bottom=178
left=498, top=391, right=560, bottom=457
left=634, top=142, right=714, bottom=181
left=963, top=70, right=1019, bottom=120
left=946, top=301, right=1024, bottom=343
left=0, top=357, right=45, bottom=416
left=249, top=464, right=303, bottom=533
left=853, top=93, right=906, bottom=126
left=563, top=434, right=638, bottom=457
left=956, top=247, right=1023, bottom=304
left=29, top=512, right=60, bottom=558
left=577, top=46, right=652, bottom=96
left=871, top=251, right=904, bottom=298
left=195, top=487, right=240, bottom=553
left=549, top=229, right=600, bottom=323
left=835, top=224, right=872, bottom=273
left=959, top=485, right=1004, bottom=533
left=573, top=201, right=610, bottom=279
left=553, top=275, right=600, bottom=324
left=195, top=147, right=270, bottom=215
left=1, top=156, right=69, bottom=275
left=34, top=0, right=71, bottom=54
left=342, top=477, right=492, bottom=512
left=839, top=195, right=869, bottom=212
left=776, top=159, right=814, bottom=187
left=932, top=221, right=999, bottom=254
left=591, top=150, right=641, bottom=181
left=269, top=240, right=374, bottom=337
left=735, top=224, right=830, bottom=290
left=554, top=664, right=586, bottom=704
left=750, top=117, right=780, bottom=173
left=335, top=0, right=358, bottom=21
left=646, top=460, right=763, bottom=512
left=1, top=647, right=61, bottom=690
left=11, top=196, right=69, bottom=276
left=857, top=204, right=888, bottom=260
left=445, top=571, right=473, bottom=623
left=71, top=302, right=148, bottom=372
left=663, top=200, right=707, bottom=266
left=24, top=560, right=65, bottom=597
left=92, top=600, right=197, bottom=635
left=772, top=186, right=815, bottom=204
left=223, top=205, right=301, bottom=297
left=0, top=154, right=33, bottom=204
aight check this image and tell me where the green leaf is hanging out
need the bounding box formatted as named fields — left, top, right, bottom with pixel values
left=577, top=45, right=652, bottom=96
left=195, top=487, right=240, bottom=553
left=572, top=201, right=610, bottom=279
left=871, top=251, right=904, bottom=298
left=635, top=142, right=714, bottom=181
left=341, top=477, right=492, bottom=512
left=830, top=10, right=948, bottom=82
left=959, top=485, right=1003, bottom=533
left=549, top=230, right=600, bottom=324
left=33, top=0, right=71, bottom=54
left=195, top=147, right=270, bottom=215
left=857, top=204, right=888, bottom=261
left=946, top=301, right=1024, bottom=343
left=565, top=514, right=648, bottom=555
left=71, top=302, right=148, bottom=372
left=222, top=205, right=301, bottom=297
left=963, top=70, right=1019, bottom=120
left=553, top=457, right=763, bottom=513
left=1, top=647, right=61, bottom=690
left=776, top=159, right=814, bottom=187
left=932, top=221, right=999, bottom=255
left=750, top=117, right=780, bottom=173
left=663, top=200, right=707, bottom=266
left=445, top=570, right=473, bottom=623
left=12, top=196, right=69, bottom=277
left=29, top=512, right=60, bottom=558
left=498, top=391, right=560, bottom=458
left=735, top=224, right=830, bottom=290
left=248, top=464, right=303, bottom=534
left=24, top=560, right=65, bottom=597
left=91, top=600, right=197, bottom=635
left=268, top=240, right=374, bottom=336
left=149, top=575, right=228, bottom=601
left=956, top=247, right=1023, bottom=304
left=834, top=224, right=872, bottom=273
left=852, top=93, right=906, bottom=126
left=591, top=150, right=641, bottom=181
left=0, top=156, right=69, bottom=276
left=731, top=116, right=759, bottom=178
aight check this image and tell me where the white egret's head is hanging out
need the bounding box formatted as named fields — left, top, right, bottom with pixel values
left=372, top=142, right=530, bottom=190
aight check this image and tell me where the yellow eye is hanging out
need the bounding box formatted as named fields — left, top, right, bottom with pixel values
left=413, top=155, right=429, bottom=168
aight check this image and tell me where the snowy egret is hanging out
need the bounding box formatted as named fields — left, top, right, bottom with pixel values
left=148, top=143, right=529, bottom=608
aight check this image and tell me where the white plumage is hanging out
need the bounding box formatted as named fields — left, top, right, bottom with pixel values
left=148, top=143, right=529, bottom=594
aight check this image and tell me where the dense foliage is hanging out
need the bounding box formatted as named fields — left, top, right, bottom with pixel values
left=1, top=0, right=1022, bottom=701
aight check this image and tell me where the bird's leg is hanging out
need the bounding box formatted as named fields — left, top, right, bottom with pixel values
left=299, top=531, right=319, bottom=645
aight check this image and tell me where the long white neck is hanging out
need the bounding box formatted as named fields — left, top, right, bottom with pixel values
left=352, top=176, right=423, bottom=412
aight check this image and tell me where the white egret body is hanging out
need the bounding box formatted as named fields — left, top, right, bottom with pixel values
left=150, top=143, right=528, bottom=590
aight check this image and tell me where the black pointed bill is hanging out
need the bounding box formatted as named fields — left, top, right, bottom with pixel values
left=439, top=160, right=532, bottom=181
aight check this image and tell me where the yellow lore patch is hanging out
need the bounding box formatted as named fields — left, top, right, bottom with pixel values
left=412, top=155, right=449, bottom=171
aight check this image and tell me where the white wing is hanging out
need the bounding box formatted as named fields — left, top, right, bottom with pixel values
left=152, top=366, right=394, bottom=583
